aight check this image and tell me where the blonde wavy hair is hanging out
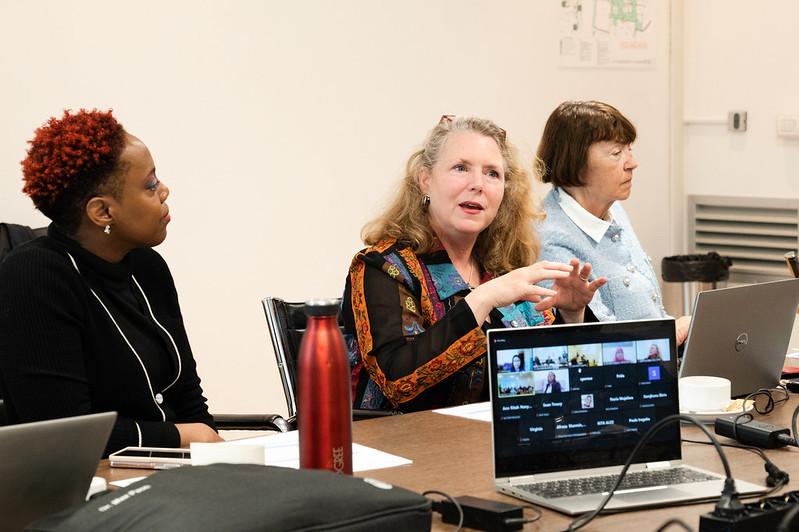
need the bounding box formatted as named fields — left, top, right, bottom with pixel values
left=362, top=116, right=541, bottom=276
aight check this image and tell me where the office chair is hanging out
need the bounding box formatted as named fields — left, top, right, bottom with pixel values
left=262, top=297, right=396, bottom=429
left=0, top=223, right=49, bottom=427
left=0, top=223, right=47, bottom=263
left=212, top=413, right=290, bottom=432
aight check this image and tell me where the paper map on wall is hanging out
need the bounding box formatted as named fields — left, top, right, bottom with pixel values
left=559, top=0, right=656, bottom=68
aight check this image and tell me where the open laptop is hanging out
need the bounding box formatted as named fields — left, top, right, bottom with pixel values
left=0, top=412, right=115, bottom=531
left=487, top=319, right=765, bottom=515
left=679, top=278, right=799, bottom=397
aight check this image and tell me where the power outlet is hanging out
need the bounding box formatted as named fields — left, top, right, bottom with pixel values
left=728, top=111, right=747, bottom=132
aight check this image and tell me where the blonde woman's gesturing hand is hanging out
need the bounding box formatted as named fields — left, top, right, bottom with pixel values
left=464, top=261, right=575, bottom=324
left=536, top=259, right=607, bottom=323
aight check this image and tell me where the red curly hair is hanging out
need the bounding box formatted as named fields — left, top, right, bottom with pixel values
left=21, top=109, right=126, bottom=232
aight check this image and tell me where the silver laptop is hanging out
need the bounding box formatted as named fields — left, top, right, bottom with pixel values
left=0, top=412, right=115, bottom=532
left=679, top=278, right=799, bottom=397
left=487, top=319, right=764, bottom=515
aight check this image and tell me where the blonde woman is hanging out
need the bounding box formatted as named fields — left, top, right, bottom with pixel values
left=342, top=116, right=605, bottom=412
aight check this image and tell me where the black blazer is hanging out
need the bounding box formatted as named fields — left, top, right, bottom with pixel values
left=0, top=225, right=214, bottom=456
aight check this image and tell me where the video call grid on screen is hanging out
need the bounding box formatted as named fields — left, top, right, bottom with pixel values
left=487, top=319, right=680, bottom=478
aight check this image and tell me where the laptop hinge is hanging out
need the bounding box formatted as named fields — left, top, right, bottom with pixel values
left=500, top=474, right=546, bottom=485
left=646, top=461, right=671, bottom=470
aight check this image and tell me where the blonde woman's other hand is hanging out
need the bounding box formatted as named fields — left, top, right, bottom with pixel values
left=536, top=259, right=607, bottom=323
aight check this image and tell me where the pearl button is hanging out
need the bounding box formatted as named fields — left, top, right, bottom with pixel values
left=626, top=264, right=635, bottom=273
left=651, top=293, right=658, bottom=302
left=155, top=393, right=163, bottom=404
left=611, top=234, right=620, bottom=242
left=623, top=277, right=631, bottom=287
left=510, top=320, right=519, bottom=327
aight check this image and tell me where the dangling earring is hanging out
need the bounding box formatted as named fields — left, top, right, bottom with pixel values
left=421, top=194, right=431, bottom=209
left=104, top=224, right=111, bottom=235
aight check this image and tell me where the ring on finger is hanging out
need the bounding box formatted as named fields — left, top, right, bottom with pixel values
left=578, top=274, right=589, bottom=282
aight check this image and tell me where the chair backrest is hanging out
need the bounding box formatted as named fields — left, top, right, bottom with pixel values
left=261, top=297, right=344, bottom=421
left=0, top=223, right=46, bottom=265
left=0, top=223, right=47, bottom=427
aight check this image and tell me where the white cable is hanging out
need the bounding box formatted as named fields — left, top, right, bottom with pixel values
left=131, top=276, right=182, bottom=392
left=65, top=252, right=166, bottom=421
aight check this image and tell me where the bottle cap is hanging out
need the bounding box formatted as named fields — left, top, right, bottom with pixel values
left=304, top=298, right=341, bottom=317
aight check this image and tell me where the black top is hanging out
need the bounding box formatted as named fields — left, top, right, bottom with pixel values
left=0, top=224, right=214, bottom=455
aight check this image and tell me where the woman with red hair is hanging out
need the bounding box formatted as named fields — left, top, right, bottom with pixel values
left=0, top=109, right=221, bottom=455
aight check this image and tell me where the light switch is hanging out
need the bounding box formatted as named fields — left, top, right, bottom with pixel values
left=777, top=115, right=799, bottom=138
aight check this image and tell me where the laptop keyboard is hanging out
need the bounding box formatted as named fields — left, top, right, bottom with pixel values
left=520, top=467, right=718, bottom=498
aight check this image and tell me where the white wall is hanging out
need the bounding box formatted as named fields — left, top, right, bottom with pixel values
left=0, top=1, right=674, bottom=416
left=683, top=0, right=799, bottom=199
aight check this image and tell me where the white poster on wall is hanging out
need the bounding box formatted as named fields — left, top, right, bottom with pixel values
left=559, top=0, right=656, bottom=69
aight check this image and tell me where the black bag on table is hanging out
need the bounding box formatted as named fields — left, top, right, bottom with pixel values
left=27, top=464, right=432, bottom=532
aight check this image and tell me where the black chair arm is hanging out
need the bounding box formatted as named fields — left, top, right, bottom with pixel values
left=213, top=409, right=393, bottom=432
left=212, top=413, right=292, bottom=433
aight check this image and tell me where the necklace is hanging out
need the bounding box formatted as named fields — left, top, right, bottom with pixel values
left=465, top=261, right=476, bottom=290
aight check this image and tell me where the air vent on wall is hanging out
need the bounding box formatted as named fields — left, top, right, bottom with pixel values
left=688, top=195, right=799, bottom=283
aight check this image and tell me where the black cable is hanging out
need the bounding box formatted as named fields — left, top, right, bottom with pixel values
left=683, top=441, right=788, bottom=499
left=655, top=517, right=694, bottom=532
left=681, top=437, right=789, bottom=492
left=778, top=498, right=799, bottom=532
left=743, top=477, right=789, bottom=499
left=791, top=401, right=799, bottom=444
left=751, top=386, right=789, bottom=414
left=521, top=503, right=543, bottom=523
left=423, top=490, right=463, bottom=532
left=683, top=437, right=769, bottom=461
left=731, top=411, right=754, bottom=441
left=564, top=414, right=736, bottom=532
left=776, top=383, right=790, bottom=402
left=503, top=503, right=543, bottom=526
left=731, top=386, right=790, bottom=442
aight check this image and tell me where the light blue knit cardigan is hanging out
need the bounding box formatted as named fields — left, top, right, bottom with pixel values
left=537, top=187, right=667, bottom=321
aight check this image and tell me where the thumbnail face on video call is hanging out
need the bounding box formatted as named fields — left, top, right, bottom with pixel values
left=490, top=321, right=679, bottom=476
left=496, top=339, right=670, bottom=399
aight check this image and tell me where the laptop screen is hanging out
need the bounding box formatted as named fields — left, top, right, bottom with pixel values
left=488, top=318, right=679, bottom=479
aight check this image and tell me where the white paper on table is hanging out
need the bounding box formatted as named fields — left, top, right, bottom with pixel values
left=432, top=401, right=491, bottom=422
left=191, top=442, right=265, bottom=466
left=225, top=431, right=411, bottom=472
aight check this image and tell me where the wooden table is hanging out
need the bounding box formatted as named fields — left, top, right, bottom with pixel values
left=97, top=397, right=799, bottom=531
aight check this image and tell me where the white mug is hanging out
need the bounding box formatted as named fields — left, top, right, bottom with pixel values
left=679, top=376, right=731, bottom=412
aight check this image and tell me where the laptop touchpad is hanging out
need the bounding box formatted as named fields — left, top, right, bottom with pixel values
left=612, top=486, right=670, bottom=502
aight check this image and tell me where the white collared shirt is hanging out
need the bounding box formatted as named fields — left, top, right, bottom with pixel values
left=556, top=187, right=613, bottom=244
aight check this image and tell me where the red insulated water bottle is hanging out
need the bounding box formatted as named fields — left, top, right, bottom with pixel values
left=297, top=299, right=353, bottom=474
